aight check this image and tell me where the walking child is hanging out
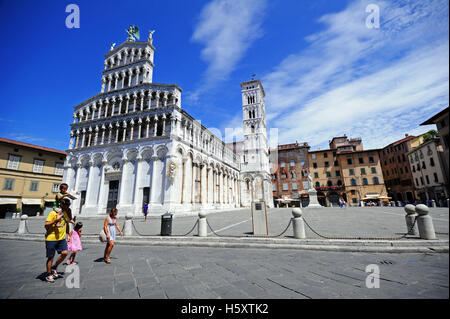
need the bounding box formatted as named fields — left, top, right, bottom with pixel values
left=67, top=222, right=83, bottom=265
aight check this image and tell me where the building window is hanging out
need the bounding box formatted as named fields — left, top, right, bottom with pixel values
left=3, top=178, right=14, bottom=191
left=7, top=154, right=21, bottom=170
left=415, top=178, right=419, bottom=186
left=430, top=158, right=435, bottom=167
left=33, top=159, right=45, bottom=173
left=334, top=160, right=339, bottom=166
left=425, top=175, right=430, bottom=184
left=360, top=168, right=366, bottom=175
left=311, top=154, right=316, bottom=159
left=282, top=183, right=288, bottom=191
left=30, top=181, right=39, bottom=192
left=420, top=177, right=424, bottom=185
left=292, top=183, right=298, bottom=190
left=412, top=166, right=416, bottom=173
left=323, top=153, right=328, bottom=158
left=351, top=190, right=356, bottom=195
left=352, top=198, right=357, bottom=204
left=422, top=162, right=426, bottom=169
left=290, top=160, right=295, bottom=167
left=281, top=162, right=285, bottom=168
left=369, top=156, right=375, bottom=163
left=314, top=172, right=319, bottom=178
left=313, top=163, right=317, bottom=168
left=55, top=163, right=64, bottom=175
left=272, top=184, right=276, bottom=192
left=326, top=171, right=331, bottom=177
left=373, top=177, right=379, bottom=185
left=315, top=181, right=320, bottom=188
left=336, top=170, right=341, bottom=177
left=371, top=167, right=376, bottom=174
left=327, top=180, right=333, bottom=186
left=337, top=180, right=342, bottom=186
left=324, top=161, right=329, bottom=167
left=362, top=178, right=368, bottom=185
left=349, top=168, right=354, bottom=175
left=405, top=166, right=408, bottom=173
left=290, top=171, right=296, bottom=179
left=358, top=157, right=364, bottom=164
left=351, top=178, right=357, bottom=186
left=52, top=183, right=60, bottom=193
left=347, top=158, right=353, bottom=165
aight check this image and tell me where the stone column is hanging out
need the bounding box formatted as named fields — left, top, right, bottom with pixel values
left=118, top=158, right=129, bottom=207
left=150, top=155, right=164, bottom=205
left=132, top=93, right=137, bottom=112
left=140, top=91, right=145, bottom=111
left=108, top=123, right=113, bottom=144
left=69, top=131, right=74, bottom=150
left=137, top=118, right=142, bottom=139
left=162, top=114, right=167, bottom=136
left=191, top=162, right=197, bottom=204
left=84, top=161, right=96, bottom=207
left=129, top=119, right=135, bottom=141
left=97, top=160, right=108, bottom=214
left=87, top=127, right=92, bottom=147
left=115, top=122, right=120, bottom=143
left=133, top=156, right=144, bottom=214
left=153, top=115, right=158, bottom=137
left=145, top=116, right=150, bottom=138
left=81, top=129, right=86, bottom=148
left=97, top=100, right=103, bottom=119
left=118, top=96, right=123, bottom=115
left=101, top=125, right=106, bottom=145
left=122, top=121, right=127, bottom=142
left=125, top=94, right=130, bottom=113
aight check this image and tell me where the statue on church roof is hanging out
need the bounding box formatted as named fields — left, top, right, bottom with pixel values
left=126, top=25, right=140, bottom=42
left=148, top=30, right=155, bottom=44
left=110, top=43, right=116, bottom=51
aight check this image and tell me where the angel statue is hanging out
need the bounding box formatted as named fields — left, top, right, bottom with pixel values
left=110, top=43, right=116, bottom=51
left=126, top=25, right=140, bottom=42
left=148, top=30, right=155, bottom=43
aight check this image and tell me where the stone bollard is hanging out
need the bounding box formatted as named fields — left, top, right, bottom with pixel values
left=292, top=208, right=306, bottom=239
left=390, top=201, right=394, bottom=207
left=431, top=200, right=436, bottom=208
left=198, top=211, right=207, bottom=237
left=123, top=213, right=134, bottom=237
left=18, top=214, right=28, bottom=234
left=415, top=204, right=436, bottom=240
left=404, top=204, right=418, bottom=236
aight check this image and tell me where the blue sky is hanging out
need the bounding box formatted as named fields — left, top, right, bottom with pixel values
left=0, top=0, right=448, bottom=151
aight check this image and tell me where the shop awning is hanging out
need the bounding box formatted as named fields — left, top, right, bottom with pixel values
left=0, top=198, right=18, bottom=205
left=22, top=198, right=42, bottom=205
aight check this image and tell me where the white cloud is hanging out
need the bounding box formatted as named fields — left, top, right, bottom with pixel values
left=189, top=0, right=267, bottom=101
left=262, top=0, right=449, bottom=150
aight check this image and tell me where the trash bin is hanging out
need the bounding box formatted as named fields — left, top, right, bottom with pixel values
left=160, top=212, right=173, bottom=236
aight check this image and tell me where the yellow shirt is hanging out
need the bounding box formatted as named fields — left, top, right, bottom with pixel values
left=45, top=210, right=69, bottom=241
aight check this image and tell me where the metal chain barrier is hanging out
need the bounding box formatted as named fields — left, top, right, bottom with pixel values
left=130, top=219, right=200, bottom=237
left=206, top=219, right=293, bottom=239
left=301, top=215, right=419, bottom=241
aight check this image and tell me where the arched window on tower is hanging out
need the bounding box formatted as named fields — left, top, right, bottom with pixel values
left=248, top=110, right=252, bottom=119
left=251, top=125, right=255, bottom=133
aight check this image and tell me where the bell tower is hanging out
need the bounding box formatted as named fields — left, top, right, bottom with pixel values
left=240, top=79, right=273, bottom=207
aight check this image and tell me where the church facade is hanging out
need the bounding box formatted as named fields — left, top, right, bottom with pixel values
left=63, top=30, right=272, bottom=215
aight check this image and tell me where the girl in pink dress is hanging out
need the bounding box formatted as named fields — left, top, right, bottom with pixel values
left=67, top=222, right=83, bottom=265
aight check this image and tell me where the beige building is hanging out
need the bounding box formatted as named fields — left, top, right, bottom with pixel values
left=420, top=106, right=449, bottom=198
left=407, top=137, right=448, bottom=205
left=308, top=135, right=388, bottom=206
left=0, top=138, right=66, bottom=217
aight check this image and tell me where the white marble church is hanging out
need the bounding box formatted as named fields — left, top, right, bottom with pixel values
left=63, top=28, right=273, bottom=215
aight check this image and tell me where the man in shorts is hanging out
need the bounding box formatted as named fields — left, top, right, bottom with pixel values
left=44, top=198, right=72, bottom=283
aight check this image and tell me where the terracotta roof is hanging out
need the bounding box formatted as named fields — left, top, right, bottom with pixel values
left=0, top=137, right=66, bottom=156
